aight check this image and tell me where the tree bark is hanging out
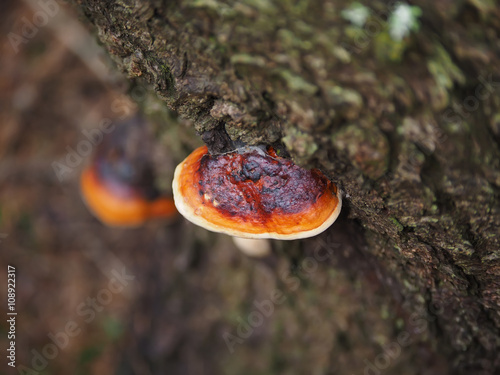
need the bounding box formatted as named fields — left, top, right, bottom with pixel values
left=73, top=0, right=500, bottom=373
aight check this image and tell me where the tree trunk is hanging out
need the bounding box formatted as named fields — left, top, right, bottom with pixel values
left=72, top=0, right=500, bottom=373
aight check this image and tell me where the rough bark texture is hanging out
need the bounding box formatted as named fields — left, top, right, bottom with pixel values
left=72, top=0, right=500, bottom=373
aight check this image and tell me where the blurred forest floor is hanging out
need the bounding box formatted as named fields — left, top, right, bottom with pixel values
left=0, top=1, right=451, bottom=374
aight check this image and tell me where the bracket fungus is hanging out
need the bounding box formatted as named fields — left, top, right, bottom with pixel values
left=80, top=158, right=177, bottom=227
left=172, top=145, right=342, bottom=240
left=80, top=117, right=177, bottom=227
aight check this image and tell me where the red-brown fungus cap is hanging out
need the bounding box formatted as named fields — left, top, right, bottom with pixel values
left=80, top=162, right=177, bottom=227
left=79, top=116, right=177, bottom=227
left=172, top=146, right=342, bottom=239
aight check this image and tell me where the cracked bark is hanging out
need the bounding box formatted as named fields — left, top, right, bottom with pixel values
left=72, top=0, right=500, bottom=373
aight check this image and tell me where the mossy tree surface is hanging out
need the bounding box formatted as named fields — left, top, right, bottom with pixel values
left=73, top=0, right=500, bottom=373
